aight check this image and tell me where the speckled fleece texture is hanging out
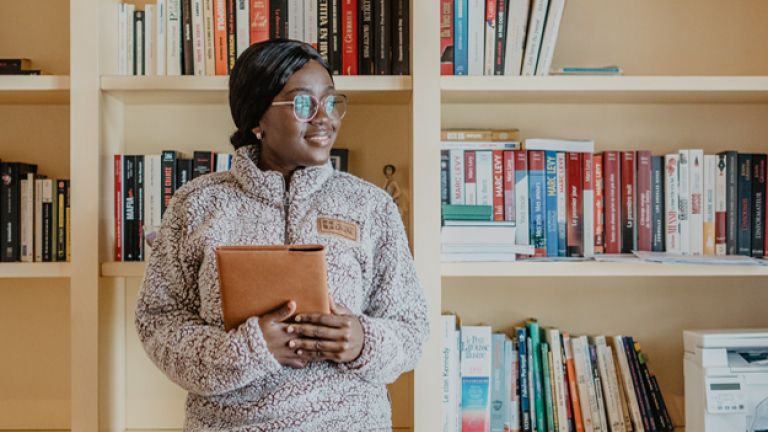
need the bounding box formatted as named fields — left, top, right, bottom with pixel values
left=134, top=144, right=428, bottom=431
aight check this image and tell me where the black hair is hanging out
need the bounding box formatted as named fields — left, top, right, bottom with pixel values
left=228, top=39, right=332, bottom=149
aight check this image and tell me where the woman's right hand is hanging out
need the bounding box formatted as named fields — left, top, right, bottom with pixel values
left=258, top=301, right=307, bottom=369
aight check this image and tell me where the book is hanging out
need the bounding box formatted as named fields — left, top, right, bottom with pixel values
left=483, top=0, right=497, bottom=76
left=524, top=139, right=595, bottom=153
left=461, top=326, right=493, bottom=432
left=515, top=151, right=530, bottom=247
left=678, top=150, right=691, bottom=255
left=359, top=0, right=374, bottom=74
left=664, top=154, right=680, bottom=254
left=442, top=315, right=460, bottom=432
left=34, top=178, right=44, bottom=262
left=594, top=153, right=605, bottom=254
left=441, top=129, right=520, bottom=142
left=341, top=0, right=358, bottom=75
left=167, top=0, right=182, bottom=75
left=492, top=151, right=505, bottom=221
left=526, top=320, right=546, bottom=432
left=651, top=156, right=665, bottom=252
left=521, top=0, right=549, bottom=76
left=562, top=332, right=585, bottom=432
left=492, top=0, right=507, bottom=75
left=620, top=151, right=635, bottom=253
left=476, top=151, right=493, bottom=207
left=213, top=0, right=228, bottom=74
left=250, top=0, right=269, bottom=43
left=556, top=153, right=567, bottom=257
left=594, top=336, right=626, bottom=432
left=719, top=151, right=739, bottom=254
left=517, top=327, right=532, bottom=432
left=449, top=149, right=465, bottom=205
left=504, top=0, right=529, bottom=76
left=590, top=344, right=609, bottom=432
left=441, top=204, right=493, bottom=221
left=689, top=149, right=704, bottom=255
left=528, top=151, right=547, bottom=257
left=226, top=0, right=237, bottom=71
left=235, top=0, right=249, bottom=57
left=20, top=174, right=34, bottom=262
left=56, top=180, right=69, bottom=262
left=545, top=328, right=568, bottom=432
left=636, top=151, right=652, bottom=252
left=751, top=154, right=766, bottom=257
left=467, top=0, right=484, bottom=75
left=703, top=155, right=717, bottom=255
left=571, top=336, right=596, bottom=431
left=391, top=0, right=409, bottom=75
left=491, top=333, right=509, bottom=432
left=157, top=0, right=167, bottom=75
left=503, top=151, right=515, bottom=222
left=373, top=0, right=391, bottom=74
left=145, top=5, right=157, bottom=76
left=192, top=151, right=215, bottom=179
left=737, top=154, right=753, bottom=255
left=541, top=342, right=556, bottom=432
left=441, top=150, right=450, bottom=204
left=604, top=151, right=621, bottom=254
left=182, top=0, right=194, bottom=74
left=192, top=0, right=206, bottom=76
left=545, top=152, right=559, bottom=257
left=567, top=153, right=584, bottom=256
left=715, top=153, right=728, bottom=255
left=41, top=179, right=54, bottom=262
left=135, top=10, right=146, bottom=75
left=0, top=162, right=38, bottom=261
left=535, top=0, right=566, bottom=76
left=583, top=153, right=595, bottom=258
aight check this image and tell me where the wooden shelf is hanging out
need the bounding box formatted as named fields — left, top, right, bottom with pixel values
left=441, top=76, right=768, bottom=104
left=101, top=261, right=146, bottom=278
left=0, top=75, right=70, bottom=104
left=441, top=261, right=768, bottom=277
left=101, top=75, right=412, bottom=104
left=0, top=262, right=70, bottom=278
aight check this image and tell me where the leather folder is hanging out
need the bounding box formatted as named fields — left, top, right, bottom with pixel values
left=215, top=244, right=330, bottom=331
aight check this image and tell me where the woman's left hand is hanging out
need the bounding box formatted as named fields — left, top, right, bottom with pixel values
left=286, top=298, right=364, bottom=363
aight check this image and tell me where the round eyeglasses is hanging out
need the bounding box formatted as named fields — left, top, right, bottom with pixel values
left=271, top=93, right=348, bottom=122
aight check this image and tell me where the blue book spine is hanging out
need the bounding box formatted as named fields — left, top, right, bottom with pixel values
left=737, top=154, right=753, bottom=255
left=453, top=0, right=468, bottom=75
left=517, top=328, right=531, bottom=432
left=528, top=151, right=547, bottom=256
left=545, top=151, right=559, bottom=257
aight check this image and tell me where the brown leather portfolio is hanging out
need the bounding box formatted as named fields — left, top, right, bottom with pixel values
left=215, top=244, right=330, bottom=331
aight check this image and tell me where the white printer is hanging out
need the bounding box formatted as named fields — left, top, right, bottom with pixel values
left=684, top=329, right=768, bottom=432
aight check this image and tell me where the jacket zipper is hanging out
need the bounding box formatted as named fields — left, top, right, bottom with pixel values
left=283, top=178, right=290, bottom=244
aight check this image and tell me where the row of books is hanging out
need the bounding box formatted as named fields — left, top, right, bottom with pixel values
left=440, top=139, right=768, bottom=258
left=0, top=58, right=43, bottom=75
left=115, top=0, right=409, bottom=77
left=440, top=0, right=566, bottom=76
left=442, top=315, right=673, bottom=432
left=0, top=161, right=70, bottom=262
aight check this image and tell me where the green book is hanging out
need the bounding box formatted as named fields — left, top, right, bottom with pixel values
left=541, top=342, right=555, bottom=432
left=527, top=319, right=545, bottom=432
left=441, top=204, right=493, bottom=221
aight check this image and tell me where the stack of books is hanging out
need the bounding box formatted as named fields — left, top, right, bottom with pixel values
left=115, top=0, right=410, bottom=76
left=0, top=58, right=42, bottom=75
left=442, top=315, right=675, bottom=432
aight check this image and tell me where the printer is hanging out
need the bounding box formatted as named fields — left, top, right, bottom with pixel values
left=684, top=329, right=768, bottom=432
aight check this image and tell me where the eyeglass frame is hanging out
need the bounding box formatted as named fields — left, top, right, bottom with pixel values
left=270, top=93, right=349, bottom=123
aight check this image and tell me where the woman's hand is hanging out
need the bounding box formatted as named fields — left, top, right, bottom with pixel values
left=286, top=298, right=364, bottom=364
left=257, top=301, right=308, bottom=369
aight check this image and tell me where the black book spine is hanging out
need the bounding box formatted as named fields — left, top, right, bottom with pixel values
left=737, top=154, right=753, bottom=255
left=318, top=0, right=331, bottom=66
left=623, top=337, right=653, bottom=431
left=391, top=0, right=409, bottom=75
left=637, top=347, right=668, bottom=431
left=650, top=374, right=675, bottom=431
left=182, top=0, right=194, bottom=75
left=176, top=159, right=193, bottom=189
left=160, top=150, right=177, bottom=218
left=42, top=192, right=52, bottom=262
left=134, top=11, right=146, bottom=75
left=56, top=180, right=67, bottom=262
left=0, top=59, right=23, bottom=72
left=330, top=0, right=342, bottom=74
left=440, top=150, right=450, bottom=205
left=358, top=0, right=374, bottom=75
left=136, top=156, right=145, bottom=261
left=373, top=0, right=391, bottom=74
left=123, top=156, right=137, bottom=261
left=719, top=151, right=739, bottom=255
left=226, top=0, right=237, bottom=72
left=270, top=0, right=286, bottom=39
left=651, top=156, right=665, bottom=251
left=751, top=154, right=766, bottom=257
left=0, top=162, right=17, bottom=261
left=192, top=151, right=215, bottom=179
left=493, top=0, right=507, bottom=75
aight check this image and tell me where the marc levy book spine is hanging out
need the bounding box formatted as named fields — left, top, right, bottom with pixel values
left=391, top=0, right=409, bottom=75
left=528, top=151, right=547, bottom=257
left=226, top=0, right=237, bottom=71
left=567, top=152, right=584, bottom=257
left=651, top=156, right=665, bottom=252
left=492, top=150, right=505, bottom=221
left=503, top=0, right=528, bottom=76
left=594, top=153, right=605, bottom=254
left=192, top=0, right=206, bottom=75
left=689, top=149, right=704, bottom=255
left=535, top=0, right=565, bottom=76
left=167, top=0, right=182, bottom=75
left=341, top=0, right=358, bottom=75
left=449, top=149, right=465, bottom=205
left=465, top=150, right=477, bottom=205
left=181, top=0, right=194, bottom=74
left=515, top=151, right=530, bottom=247
left=636, top=151, right=652, bottom=251
left=453, top=0, right=468, bottom=75
left=715, top=153, right=728, bottom=255
left=503, top=151, right=515, bottom=222
left=373, top=0, right=391, bottom=74
left=521, top=0, right=549, bottom=76
left=664, top=154, right=680, bottom=254
left=440, top=150, right=450, bottom=204
left=492, top=0, right=507, bottom=75
left=483, top=0, right=497, bottom=76
left=203, top=0, right=216, bottom=75
left=359, top=0, right=375, bottom=75
left=737, top=154, right=752, bottom=255
left=751, top=154, right=766, bottom=257
left=703, top=155, right=717, bottom=255
left=476, top=151, right=493, bottom=206
left=545, top=151, right=559, bottom=256
left=467, top=0, right=484, bottom=75
left=678, top=149, right=691, bottom=255
left=556, top=152, right=567, bottom=256
left=250, top=0, right=269, bottom=43
left=461, top=326, right=493, bottom=432
left=213, top=0, right=228, bottom=75
left=603, top=151, right=621, bottom=253
left=620, top=151, right=636, bottom=253
left=583, top=153, right=595, bottom=258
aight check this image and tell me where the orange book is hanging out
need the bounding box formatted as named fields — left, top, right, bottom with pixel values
left=213, top=0, right=228, bottom=75
left=562, top=332, right=585, bottom=432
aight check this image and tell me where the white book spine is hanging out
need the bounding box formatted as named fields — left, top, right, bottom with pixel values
left=604, top=345, right=628, bottom=432
left=524, top=138, right=596, bottom=153
left=583, top=153, right=595, bottom=257
left=237, top=0, right=250, bottom=56
left=535, top=0, right=565, bottom=76
left=504, top=0, right=529, bottom=76
left=118, top=4, right=128, bottom=75
left=467, top=0, right=485, bottom=76
left=157, top=0, right=167, bottom=75
left=612, top=336, right=645, bottom=432
left=715, top=154, right=728, bottom=255
left=34, top=178, right=44, bottom=262
left=556, top=152, right=567, bottom=253
left=192, top=0, right=206, bottom=75
left=440, top=141, right=520, bottom=151
left=203, top=0, right=215, bottom=75
left=703, top=155, right=717, bottom=255
left=570, top=336, right=595, bottom=431
left=689, top=149, right=704, bottom=255
left=594, top=337, right=625, bottom=432
left=461, top=326, right=493, bottom=430
left=484, top=0, right=496, bottom=76
left=678, top=149, right=691, bottom=255
left=20, top=175, right=34, bottom=262
left=449, top=149, right=465, bottom=205
left=441, top=315, right=459, bottom=432
left=581, top=337, right=603, bottom=432
left=547, top=329, right=568, bottom=432
left=166, top=0, right=182, bottom=76
left=216, top=153, right=232, bottom=172
left=136, top=10, right=144, bottom=75
left=306, top=0, right=318, bottom=47
left=476, top=151, right=493, bottom=206
left=521, top=0, right=549, bottom=76
left=515, top=158, right=529, bottom=245
left=145, top=5, right=157, bottom=76
left=664, top=154, right=680, bottom=254
left=127, top=4, right=136, bottom=75
left=288, top=0, right=304, bottom=41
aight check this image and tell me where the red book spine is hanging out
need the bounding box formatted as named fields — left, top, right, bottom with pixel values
left=567, top=152, right=583, bottom=256
left=114, top=155, right=123, bottom=261
left=637, top=150, right=653, bottom=251
left=249, top=0, right=269, bottom=43
left=594, top=153, right=604, bottom=254
left=213, top=0, right=228, bottom=75
left=604, top=151, right=621, bottom=253
left=440, top=0, right=453, bottom=75
left=492, top=150, right=504, bottom=221
left=620, top=151, right=636, bottom=253
left=341, top=0, right=358, bottom=75
left=765, top=164, right=767, bottom=256
left=504, top=150, right=515, bottom=222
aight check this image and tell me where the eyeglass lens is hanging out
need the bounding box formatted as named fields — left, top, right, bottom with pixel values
left=293, top=94, right=346, bottom=121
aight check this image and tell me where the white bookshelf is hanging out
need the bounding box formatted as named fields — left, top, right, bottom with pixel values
left=0, top=75, right=70, bottom=104
left=0, top=263, right=71, bottom=279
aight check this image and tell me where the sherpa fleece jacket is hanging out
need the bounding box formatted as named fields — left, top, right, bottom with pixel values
left=135, top=144, right=428, bottom=431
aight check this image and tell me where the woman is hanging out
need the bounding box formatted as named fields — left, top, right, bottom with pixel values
left=135, top=39, right=428, bottom=430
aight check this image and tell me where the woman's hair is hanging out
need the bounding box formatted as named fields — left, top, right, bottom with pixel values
left=228, top=39, right=332, bottom=149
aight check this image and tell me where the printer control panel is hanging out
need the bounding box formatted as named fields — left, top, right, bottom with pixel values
left=706, top=377, right=746, bottom=414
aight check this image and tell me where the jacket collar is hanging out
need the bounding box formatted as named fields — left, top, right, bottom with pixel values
left=231, top=144, right=335, bottom=206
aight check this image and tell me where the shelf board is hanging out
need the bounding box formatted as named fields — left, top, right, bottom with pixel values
left=441, top=261, right=768, bottom=277
left=441, top=76, right=768, bottom=104
left=101, top=75, right=412, bottom=104
left=101, top=261, right=146, bottom=278
left=0, top=262, right=70, bottom=279
left=0, top=75, right=70, bottom=104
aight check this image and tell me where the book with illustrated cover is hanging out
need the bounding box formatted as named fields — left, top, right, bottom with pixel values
left=461, top=326, right=492, bottom=432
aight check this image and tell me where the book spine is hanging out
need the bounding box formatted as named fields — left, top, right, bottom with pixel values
left=508, top=341, right=519, bottom=432
left=329, top=0, right=342, bottom=74
left=191, top=0, right=206, bottom=75
left=373, top=0, right=391, bottom=74
left=483, top=0, right=497, bottom=76
left=517, top=327, right=531, bottom=432
left=123, top=156, right=136, bottom=261
left=449, top=149, right=465, bottom=205
left=689, top=149, right=704, bottom=255
left=307, top=0, right=318, bottom=48
left=145, top=155, right=160, bottom=253
left=145, top=5, right=157, bottom=76
left=703, top=155, right=717, bottom=255
left=176, top=159, right=193, bottom=189
left=114, top=155, right=123, bottom=261
left=515, top=151, right=530, bottom=246
left=453, top=0, right=468, bottom=75
left=235, top=0, right=249, bottom=56
left=391, top=0, right=409, bottom=75
left=464, top=150, right=477, bottom=205
left=126, top=4, right=136, bottom=75
left=651, top=156, right=665, bottom=252
left=583, top=153, right=595, bottom=258
left=545, top=151, right=559, bottom=257
left=1, top=164, right=17, bottom=261
left=288, top=0, right=303, bottom=41
left=492, top=150, right=505, bottom=221
left=157, top=0, right=167, bottom=74
left=440, top=0, right=454, bottom=75
left=664, top=154, right=680, bottom=254
left=636, top=343, right=668, bottom=431
left=620, top=151, right=636, bottom=253
left=491, top=334, right=508, bottom=432
left=359, top=0, right=374, bottom=75
left=249, top=0, right=268, bottom=43
left=624, top=337, right=654, bottom=431
left=226, top=0, right=237, bottom=71
left=269, top=0, right=286, bottom=38
left=504, top=0, right=528, bottom=76
left=604, top=151, right=621, bottom=253
left=636, top=150, right=652, bottom=251
left=467, top=0, right=484, bottom=76
left=318, top=0, right=331, bottom=64
left=341, top=0, right=358, bottom=75
left=563, top=333, right=585, bottom=432
left=571, top=336, right=595, bottom=431
left=678, top=149, right=691, bottom=255
left=20, top=176, right=33, bottom=262
left=34, top=179, right=43, bottom=262
left=650, top=374, right=674, bottom=431
left=492, top=0, right=506, bottom=75
left=181, top=0, right=194, bottom=74
left=203, top=0, right=216, bottom=75
left=737, top=154, right=753, bottom=255
left=595, top=338, right=624, bottom=432
left=192, top=151, right=215, bottom=179
left=135, top=158, right=145, bottom=261
left=722, top=151, right=739, bottom=254
left=590, top=344, right=609, bottom=432
left=541, top=343, right=555, bottom=432
left=166, top=0, right=182, bottom=75
left=461, top=326, right=493, bottom=432
left=594, top=153, right=605, bottom=254
left=556, top=152, right=567, bottom=257
left=135, top=10, right=146, bottom=75
left=521, top=0, right=549, bottom=76
left=161, top=151, right=177, bottom=218
left=567, top=153, right=584, bottom=257
left=41, top=179, right=53, bottom=262
left=440, top=150, right=450, bottom=205
left=214, top=0, right=228, bottom=75
left=715, top=153, right=728, bottom=255
left=528, top=151, right=547, bottom=257
left=751, top=154, right=766, bottom=257
left=118, top=4, right=128, bottom=75
left=535, top=0, right=565, bottom=76
left=526, top=321, right=545, bottom=432
left=503, top=150, right=515, bottom=222
left=476, top=151, right=493, bottom=206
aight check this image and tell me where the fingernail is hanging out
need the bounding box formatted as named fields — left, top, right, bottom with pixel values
left=289, top=340, right=296, bottom=348
left=286, top=325, right=294, bottom=333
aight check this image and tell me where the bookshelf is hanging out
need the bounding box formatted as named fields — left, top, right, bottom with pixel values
left=1, top=0, right=767, bottom=431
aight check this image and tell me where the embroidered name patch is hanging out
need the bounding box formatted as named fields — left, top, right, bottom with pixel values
left=317, top=217, right=359, bottom=242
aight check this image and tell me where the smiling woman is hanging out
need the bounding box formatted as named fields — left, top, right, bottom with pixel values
left=134, top=39, right=428, bottom=431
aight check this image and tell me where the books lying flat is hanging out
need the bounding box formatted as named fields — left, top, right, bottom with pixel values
left=442, top=204, right=494, bottom=221
left=523, top=139, right=596, bottom=153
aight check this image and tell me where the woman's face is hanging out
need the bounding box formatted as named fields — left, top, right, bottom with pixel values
left=254, top=60, right=340, bottom=175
